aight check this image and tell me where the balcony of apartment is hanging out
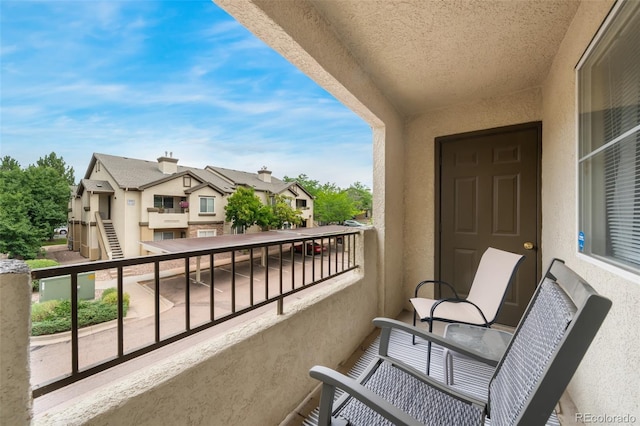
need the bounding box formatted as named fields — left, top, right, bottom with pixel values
left=0, top=225, right=585, bottom=425
left=1, top=226, right=378, bottom=425
left=147, top=208, right=189, bottom=229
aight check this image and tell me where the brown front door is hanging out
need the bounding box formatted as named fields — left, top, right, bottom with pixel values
left=436, top=122, right=541, bottom=326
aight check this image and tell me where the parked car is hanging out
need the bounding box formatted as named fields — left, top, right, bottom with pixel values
left=293, top=241, right=327, bottom=255
left=54, top=226, right=68, bottom=235
left=343, top=220, right=366, bottom=227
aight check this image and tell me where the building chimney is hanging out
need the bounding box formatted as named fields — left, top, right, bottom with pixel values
left=257, top=166, right=272, bottom=183
left=157, top=153, right=178, bottom=174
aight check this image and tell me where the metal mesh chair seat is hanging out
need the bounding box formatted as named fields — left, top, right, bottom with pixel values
left=336, top=361, right=484, bottom=426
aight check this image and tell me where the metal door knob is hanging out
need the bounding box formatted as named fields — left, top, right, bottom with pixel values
left=523, top=242, right=535, bottom=250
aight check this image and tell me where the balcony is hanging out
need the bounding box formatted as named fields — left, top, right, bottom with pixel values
left=148, top=210, right=189, bottom=229
left=1, top=227, right=375, bottom=424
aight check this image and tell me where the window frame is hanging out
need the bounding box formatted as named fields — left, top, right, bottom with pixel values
left=198, top=196, right=215, bottom=214
left=197, top=229, right=217, bottom=238
left=576, top=0, right=640, bottom=277
left=153, top=231, right=174, bottom=241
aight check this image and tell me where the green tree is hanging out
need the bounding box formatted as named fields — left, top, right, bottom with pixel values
left=36, top=152, right=76, bottom=185
left=24, top=165, right=70, bottom=238
left=314, top=186, right=359, bottom=224
left=266, top=194, right=302, bottom=229
left=0, top=166, right=44, bottom=259
left=346, top=182, right=372, bottom=217
left=224, top=186, right=265, bottom=231
left=1, top=156, right=21, bottom=171
left=0, top=155, right=72, bottom=259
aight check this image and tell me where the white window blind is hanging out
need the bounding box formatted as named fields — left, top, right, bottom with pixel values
left=578, top=0, right=640, bottom=273
left=199, top=196, right=214, bottom=213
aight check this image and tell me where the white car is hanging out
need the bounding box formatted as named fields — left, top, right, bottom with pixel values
left=343, top=220, right=366, bottom=227
left=54, top=226, right=68, bottom=235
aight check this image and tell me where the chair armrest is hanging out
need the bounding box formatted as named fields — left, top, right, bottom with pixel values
left=414, top=279, right=460, bottom=299
left=309, top=365, right=423, bottom=426
left=373, top=317, right=499, bottom=366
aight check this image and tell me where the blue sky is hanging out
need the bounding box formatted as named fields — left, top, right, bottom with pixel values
left=0, top=1, right=373, bottom=189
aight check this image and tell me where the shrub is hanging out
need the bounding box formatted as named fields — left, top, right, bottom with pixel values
left=31, top=291, right=130, bottom=336
left=101, top=287, right=117, bottom=298
left=31, top=318, right=71, bottom=336
left=31, top=300, right=61, bottom=322
left=25, top=259, right=60, bottom=292
left=102, top=290, right=130, bottom=307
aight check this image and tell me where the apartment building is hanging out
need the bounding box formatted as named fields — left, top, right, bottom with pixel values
left=69, top=153, right=314, bottom=259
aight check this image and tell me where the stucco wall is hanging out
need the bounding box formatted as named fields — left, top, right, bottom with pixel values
left=119, top=190, right=140, bottom=257
left=541, top=0, right=640, bottom=419
left=0, top=260, right=32, bottom=425
left=33, top=229, right=378, bottom=425
left=404, top=88, right=542, bottom=306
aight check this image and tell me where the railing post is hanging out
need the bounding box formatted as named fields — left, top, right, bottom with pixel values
left=0, top=260, right=32, bottom=425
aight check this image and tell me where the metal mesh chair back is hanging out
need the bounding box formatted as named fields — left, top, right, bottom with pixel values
left=488, top=278, right=576, bottom=425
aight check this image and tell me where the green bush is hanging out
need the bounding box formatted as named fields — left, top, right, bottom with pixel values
left=25, top=259, right=60, bottom=292
left=102, top=290, right=130, bottom=307
left=31, top=318, right=72, bottom=336
left=31, top=291, right=130, bottom=336
left=101, top=287, right=117, bottom=298
left=31, top=300, right=61, bottom=322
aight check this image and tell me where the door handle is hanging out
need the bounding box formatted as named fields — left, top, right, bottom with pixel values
left=523, top=242, right=535, bottom=250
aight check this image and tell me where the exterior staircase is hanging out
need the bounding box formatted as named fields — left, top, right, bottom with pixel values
left=102, top=220, right=124, bottom=259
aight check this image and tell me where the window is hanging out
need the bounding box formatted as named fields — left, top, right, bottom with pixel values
left=197, top=229, right=217, bottom=237
left=153, top=231, right=174, bottom=241
left=154, top=195, right=174, bottom=210
left=199, top=196, right=215, bottom=213
left=183, top=176, right=191, bottom=187
left=578, top=0, right=640, bottom=273
left=296, top=199, right=307, bottom=209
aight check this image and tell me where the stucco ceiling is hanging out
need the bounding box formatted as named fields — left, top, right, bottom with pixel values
left=307, top=0, right=581, bottom=116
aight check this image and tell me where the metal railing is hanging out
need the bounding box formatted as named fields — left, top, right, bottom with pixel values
left=30, top=229, right=360, bottom=398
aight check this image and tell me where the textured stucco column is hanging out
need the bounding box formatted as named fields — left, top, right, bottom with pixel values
left=0, top=260, right=32, bottom=425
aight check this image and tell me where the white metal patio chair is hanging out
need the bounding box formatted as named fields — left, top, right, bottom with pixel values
left=309, top=259, right=612, bottom=425
left=410, top=247, right=524, bottom=373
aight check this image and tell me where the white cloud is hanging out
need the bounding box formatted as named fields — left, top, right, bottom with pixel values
left=0, top=0, right=373, bottom=190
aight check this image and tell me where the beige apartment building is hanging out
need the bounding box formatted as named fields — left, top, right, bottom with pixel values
left=69, top=152, right=314, bottom=259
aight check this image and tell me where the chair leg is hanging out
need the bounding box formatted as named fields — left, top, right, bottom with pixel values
left=412, top=310, right=418, bottom=345
left=426, top=321, right=433, bottom=376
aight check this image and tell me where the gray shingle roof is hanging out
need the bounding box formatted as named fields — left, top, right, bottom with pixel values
left=207, top=166, right=290, bottom=193
left=78, top=179, right=114, bottom=194
left=89, top=153, right=234, bottom=193
left=86, top=153, right=311, bottom=197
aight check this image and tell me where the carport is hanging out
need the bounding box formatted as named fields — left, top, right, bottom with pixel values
left=140, top=226, right=351, bottom=283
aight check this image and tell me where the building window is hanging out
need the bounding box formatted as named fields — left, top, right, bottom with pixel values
left=154, top=195, right=174, bottom=211
left=199, top=196, right=214, bottom=213
left=578, top=0, right=640, bottom=273
left=183, top=176, right=191, bottom=187
left=296, top=199, right=307, bottom=209
left=197, top=229, right=217, bottom=237
left=153, top=231, right=174, bottom=241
